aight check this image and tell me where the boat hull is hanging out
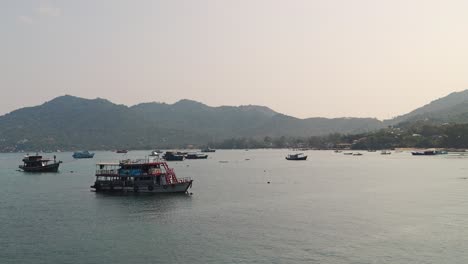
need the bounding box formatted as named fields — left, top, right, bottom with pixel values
left=285, top=156, right=307, bottom=160
left=91, top=181, right=193, bottom=193
left=19, top=162, right=61, bottom=172
left=412, top=151, right=436, bottom=156
left=185, top=155, right=208, bottom=159
left=163, top=156, right=184, bottom=161
left=73, top=154, right=95, bottom=159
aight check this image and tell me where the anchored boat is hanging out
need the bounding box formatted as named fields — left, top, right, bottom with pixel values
left=286, top=153, right=308, bottom=160
left=72, top=150, right=95, bottom=159
left=19, top=154, right=62, bottom=172
left=201, top=148, right=216, bottom=153
left=162, top=151, right=185, bottom=161
left=149, top=150, right=162, bottom=157
left=91, top=159, right=193, bottom=193
left=185, top=153, right=208, bottom=159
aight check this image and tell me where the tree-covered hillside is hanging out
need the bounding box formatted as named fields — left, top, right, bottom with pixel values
left=0, top=95, right=383, bottom=151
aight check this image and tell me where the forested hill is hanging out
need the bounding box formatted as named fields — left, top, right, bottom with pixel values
left=0, top=95, right=383, bottom=151
left=387, top=90, right=468, bottom=125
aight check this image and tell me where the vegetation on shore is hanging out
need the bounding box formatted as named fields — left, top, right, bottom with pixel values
left=209, top=122, right=468, bottom=150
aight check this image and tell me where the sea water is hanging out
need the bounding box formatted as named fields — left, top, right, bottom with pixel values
left=1, top=150, right=468, bottom=263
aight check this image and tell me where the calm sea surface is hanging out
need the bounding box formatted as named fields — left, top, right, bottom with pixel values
left=1, top=150, right=468, bottom=263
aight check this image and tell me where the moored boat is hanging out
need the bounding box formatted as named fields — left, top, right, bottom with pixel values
left=185, top=153, right=208, bottom=159
left=381, top=150, right=391, bottom=155
left=116, top=150, right=128, bottom=154
left=286, top=153, right=307, bottom=160
left=19, top=154, right=62, bottom=172
left=91, top=159, right=193, bottom=193
left=411, top=150, right=436, bottom=156
left=73, top=150, right=95, bottom=159
left=412, top=150, right=447, bottom=156
left=149, top=150, right=162, bottom=157
left=201, top=148, right=216, bottom=153
left=163, top=151, right=184, bottom=161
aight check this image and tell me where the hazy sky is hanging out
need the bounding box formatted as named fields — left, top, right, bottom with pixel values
left=2, top=0, right=468, bottom=120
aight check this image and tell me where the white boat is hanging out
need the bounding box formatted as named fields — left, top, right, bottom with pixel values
left=149, top=150, right=162, bottom=157
left=381, top=150, right=391, bottom=155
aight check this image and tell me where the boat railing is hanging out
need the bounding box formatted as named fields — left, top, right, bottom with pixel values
left=177, top=177, right=192, bottom=183
left=97, top=180, right=134, bottom=187
left=96, top=169, right=119, bottom=175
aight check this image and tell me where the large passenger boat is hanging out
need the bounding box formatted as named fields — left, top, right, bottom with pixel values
left=91, top=159, right=193, bottom=193
left=19, top=154, right=62, bottom=172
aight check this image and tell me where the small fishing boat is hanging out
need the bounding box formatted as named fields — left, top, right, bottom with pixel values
left=352, top=152, right=363, bottom=156
left=412, top=150, right=447, bottom=156
left=286, top=153, right=307, bottom=160
left=91, top=159, right=193, bottom=193
left=343, top=152, right=353, bottom=155
left=116, top=150, right=128, bottom=154
left=163, top=151, right=184, bottom=161
left=380, top=150, right=391, bottom=155
left=19, top=154, right=62, bottom=172
left=185, top=153, right=208, bottom=159
left=411, top=150, right=436, bottom=156
left=72, top=150, right=95, bottom=159
left=149, top=150, right=163, bottom=157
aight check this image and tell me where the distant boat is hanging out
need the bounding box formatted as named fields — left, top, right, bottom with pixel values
left=163, top=151, right=184, bottom=161
left=411, top=150, right=436, bottom=156
left=381, top=150, right=391, bottom=155
left=116, top=150, right=128, bottom=154
left=185, top=153, right=208, bottom=159
left=412, top=150, right=447, bottom=156
left=334, top=150, right=342, bottom=153
left=201, top=148, right=216, bottom=153
left=352, top=153, right=363, bottom=156
left=149, top=150, right=162, bottom=157
left=343, top=152, right=353, bottom=155
left=72, top=150, right=95, bottom=159
left=286, top=153, right=307, bottom=160
left=19, top=154, right=62, bottom=172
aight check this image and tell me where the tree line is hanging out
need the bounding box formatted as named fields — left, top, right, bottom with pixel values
left=208, top=122, right=468, bottom=150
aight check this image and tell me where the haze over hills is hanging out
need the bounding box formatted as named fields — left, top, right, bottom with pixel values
left=1, top=91, right=468, bottom=151
left=0, top=95, right=383, bottom=151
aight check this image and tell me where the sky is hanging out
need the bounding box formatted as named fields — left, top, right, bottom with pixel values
left=2, top=0, right=468, bottom=120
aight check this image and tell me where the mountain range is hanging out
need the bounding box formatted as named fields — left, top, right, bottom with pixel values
left=1, top=90, right=468, bottom=151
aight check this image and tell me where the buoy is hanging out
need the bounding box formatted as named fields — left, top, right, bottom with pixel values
left=267, top=181, right=270, bottom=184
left=190, top=192, right=193, bottom=195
